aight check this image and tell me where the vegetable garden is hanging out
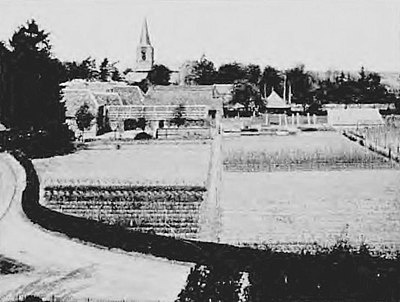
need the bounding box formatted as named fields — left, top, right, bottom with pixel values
left=223, top=132, right=397, bottom=172
left=43, top=185, right=206, bottom=239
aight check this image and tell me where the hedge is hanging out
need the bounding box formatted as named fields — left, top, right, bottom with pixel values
left=10, top=150, right=400, bottom=301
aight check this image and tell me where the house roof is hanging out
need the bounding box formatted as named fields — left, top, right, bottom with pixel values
left=212, top=84, right=233, bottom=97
left=92, top=92, right=123, bottom=106
left=266, top=89, right=290, bottom=109
left=144, top=85, right=222, bottom=110
left=62, top=89, right=98, bottom=118
left=125, top=72, right=148, bottom=83
left=111, top=86, right=144, bottom=105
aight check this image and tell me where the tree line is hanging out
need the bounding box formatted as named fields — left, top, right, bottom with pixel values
left=183, top=56, right=398, bottom=112
left=1, top=19, right=398, bottom=134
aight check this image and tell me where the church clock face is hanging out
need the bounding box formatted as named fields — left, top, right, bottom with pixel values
left=141, top=48, right=147, bottom=61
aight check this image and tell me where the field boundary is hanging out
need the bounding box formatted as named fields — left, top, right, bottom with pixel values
left=343, top=130, right=400, bottom=164
left=9, top=149, right=268, bottom=267
left=198, top=131, right=222, bottom=242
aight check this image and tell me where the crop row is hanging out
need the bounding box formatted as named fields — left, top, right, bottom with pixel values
left=49, top=209, right=200, bottom=223
left=46, top=200, right=200, bottom=213
left=42, top=185, right=205, bottom=239
left=46, top=196, right=203, bottom=204
left=45, top=185, right=206, bottom=194
left=223, top=148, right=396, bottom=172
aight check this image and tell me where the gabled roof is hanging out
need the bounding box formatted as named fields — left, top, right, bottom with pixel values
left=62, top=89, right=98, bottom=118
left=212, top=84, right=233, bottom=98
left=92, top=92, right=123, bottom=106
left=144, top=85, right=222, bottom=110
left=111, top=86, right=144, bottom=105
left=266, top=89, right=290, bottom=109
left=125, top=71, right=148, bottom=84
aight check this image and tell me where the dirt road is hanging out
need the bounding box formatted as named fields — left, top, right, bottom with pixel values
left=0, top=153, right=192, bottom=301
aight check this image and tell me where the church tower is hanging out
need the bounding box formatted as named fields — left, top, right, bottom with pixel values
left=136, top=18, right=154, bottom=72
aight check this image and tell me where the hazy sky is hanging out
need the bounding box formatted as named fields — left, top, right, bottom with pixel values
left=0, top=0, right=399, bottom=72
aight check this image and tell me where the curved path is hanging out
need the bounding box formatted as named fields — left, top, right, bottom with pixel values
left=0, top=153, right=192, bottom=301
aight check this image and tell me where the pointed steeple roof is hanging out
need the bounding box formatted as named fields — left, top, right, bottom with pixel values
left=139, top=18, right=151, bottom=46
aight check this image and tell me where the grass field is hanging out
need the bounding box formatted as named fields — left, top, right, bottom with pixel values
left=33, top=142, right=211, bottom=186
left=220, top=132, right=400, bottom=253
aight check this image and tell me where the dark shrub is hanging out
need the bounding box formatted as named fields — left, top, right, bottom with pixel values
left=21, top=295, right=43, bottom=302
left=134, top=131, right=152, bottom=140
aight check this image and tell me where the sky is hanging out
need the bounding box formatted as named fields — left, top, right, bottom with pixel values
left=0, top=0, right=399, bottom=72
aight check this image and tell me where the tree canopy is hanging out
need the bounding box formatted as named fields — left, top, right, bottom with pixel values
left=216, top=63, right=246, bottom=84
left=1, top=20, right=66, bottom=130
left=148, top=64, right=171, bottom=85
left=192, top=55, right=217, bottom=85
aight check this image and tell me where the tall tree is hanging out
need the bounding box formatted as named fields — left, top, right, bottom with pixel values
left=111, top=67, right=122, bottom=81
left=99, top=57, right=110, bottom=81
left=148, top=64, right=171, bottom=85
left=192, top=55, right=216, bottom=85
left=245, top=64, right=261, bottom=84
left=231, top=80, right=262, bottom=112
left=259, top=66, right=282, bottom=98
left=286, top=64, right=315, bottom=110
left=7, top=20, right=66, bottom=130
left=0, top=42, right=13, bottom=126
left=216, top=63, right=246, bottom=84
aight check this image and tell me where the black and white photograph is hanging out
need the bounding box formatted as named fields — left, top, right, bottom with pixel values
left=1, top=0, right=400, bottom=301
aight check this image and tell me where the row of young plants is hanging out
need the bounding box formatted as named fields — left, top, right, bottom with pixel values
left=11, top=150, right=400, bottom=301
left=223, top=147, right=396, bottom=172
left=358, top=124, right=400, bottom=153
left=44, top=185, right=205, bottom=238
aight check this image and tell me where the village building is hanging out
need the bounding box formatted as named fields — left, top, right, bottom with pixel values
left=103, top=85, right=223, bottom=133
left=125, top=18, right=154, bottom=84
left=125, top=18, right=180, bottom=85
left=61, top=18, right=223, bottom=138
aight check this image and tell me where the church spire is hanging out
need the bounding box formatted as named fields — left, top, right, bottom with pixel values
left=139, top=18, right=151, bottom=46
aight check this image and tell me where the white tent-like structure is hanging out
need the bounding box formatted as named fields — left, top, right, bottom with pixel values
left=265, top=89, right=291, bottom=112
left=0, top=123, right=8, bottom=131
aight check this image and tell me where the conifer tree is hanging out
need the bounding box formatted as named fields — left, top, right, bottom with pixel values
left=8, top=20, right=66, bottom=130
